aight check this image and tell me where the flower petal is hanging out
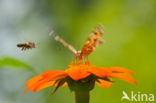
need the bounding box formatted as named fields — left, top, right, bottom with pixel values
left=96, top=79, right=112, bottom=88
left=66, top=66, right=90, bottom=80
left=110, top=73, right=137, bottom=85
left=32, top=81, right=67, bottom=92
left=24, top=78, right=48, bottom=93
left=108, top=67, right=135, bottom=74
left=42, top=70, right=67, bottom=80
left=26, top=75, right=42, bottom=87
left=88, top=67, right=112, bottom=77
left=33, top=80, right=55, bottom=92
left=24, top=70, right=67, bottom=93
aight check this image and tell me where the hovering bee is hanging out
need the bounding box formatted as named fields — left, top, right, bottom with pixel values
left=17, top=42, right=35, bottom=51
left=54, top=24, right=104, bottom=60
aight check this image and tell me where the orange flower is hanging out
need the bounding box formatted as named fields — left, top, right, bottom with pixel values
left=24, top=25, right=137, bottom=95
left=24, top=61, right=137, bottom=93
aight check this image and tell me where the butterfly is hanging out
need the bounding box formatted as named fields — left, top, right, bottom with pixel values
left=54, top=24, right=104, bottom=60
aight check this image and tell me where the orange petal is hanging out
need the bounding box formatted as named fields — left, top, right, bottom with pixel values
left=66, top=66, right=90, bottom=80
left=26, top=75, right=42, bottom=87
left=24, top=70, right=67, bottom=93
left=108, top=67, right=135, bottom=74
left=110, top=73, right=137, bottom=85
left=42, top=70, right=67, bottom=80
left=23, top=78, right=47, bottom=93
left=88, top=67, right=112, bottom=77
left=33, top=81, right=56, bottom=92
left=96, top=79, right=112, bottom=88
left=33, top=80, right=67, bottom=92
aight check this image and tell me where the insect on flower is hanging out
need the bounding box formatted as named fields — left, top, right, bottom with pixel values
left=17, top=42, right=35, bottom=51
left=24, top=24, right=137, bottom=103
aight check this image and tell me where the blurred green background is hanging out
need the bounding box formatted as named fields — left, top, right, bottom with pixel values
left=0, top=0, right=156, bottom=103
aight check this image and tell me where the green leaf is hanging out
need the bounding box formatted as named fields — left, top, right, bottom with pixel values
left=0, top=57, right=34, bottom=71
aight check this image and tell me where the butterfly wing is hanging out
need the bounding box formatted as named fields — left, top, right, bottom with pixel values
left=76, top=24, right=104, bottom=59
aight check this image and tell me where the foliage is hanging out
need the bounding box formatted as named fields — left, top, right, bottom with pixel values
left=0, top=57, right=33, bottom=71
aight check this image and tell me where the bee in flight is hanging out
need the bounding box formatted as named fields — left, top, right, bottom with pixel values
left=17, top=42, right=35, bottom=51
left=54, top=24, right=104, bottom=60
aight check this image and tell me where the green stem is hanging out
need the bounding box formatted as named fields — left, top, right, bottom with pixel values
left=75, top=91, right=90, bottom=103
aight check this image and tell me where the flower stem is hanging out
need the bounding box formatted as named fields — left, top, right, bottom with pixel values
left=75, top=91, right=90, bottom=103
